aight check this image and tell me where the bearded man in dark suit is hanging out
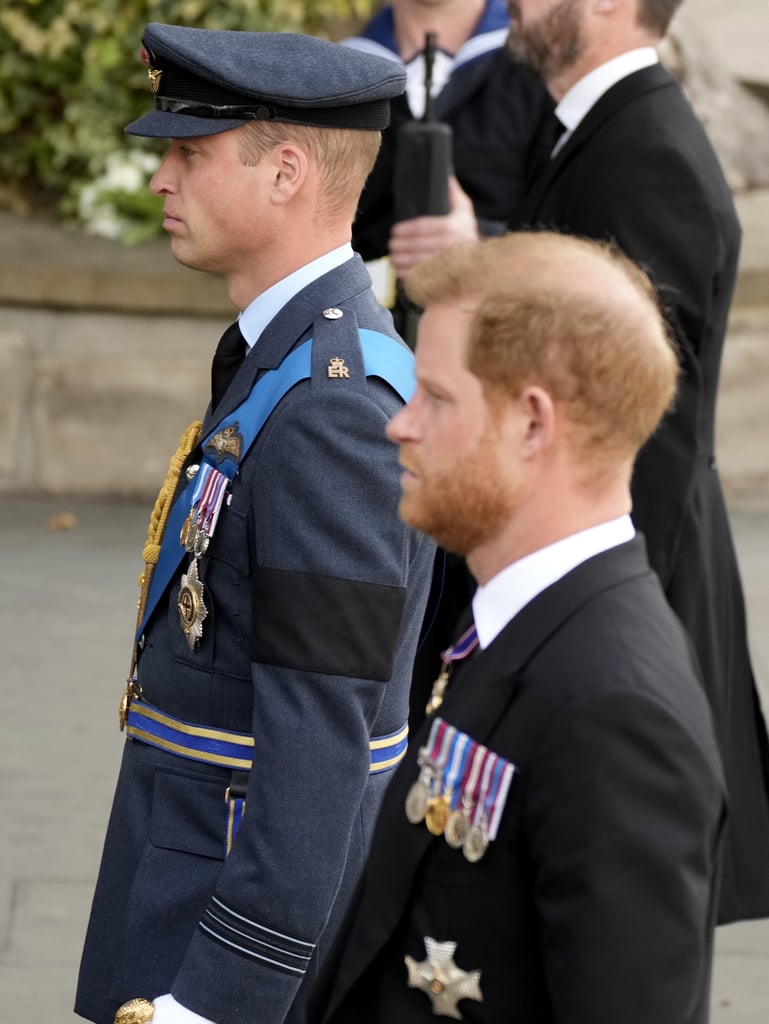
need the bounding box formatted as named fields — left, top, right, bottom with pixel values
left=419, top=0, right=769, bottom=924
left=323, top=231, right=726, bottom=1024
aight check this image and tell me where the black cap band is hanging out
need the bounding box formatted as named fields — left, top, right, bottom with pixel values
left=155, top=95, right=391, bottom=130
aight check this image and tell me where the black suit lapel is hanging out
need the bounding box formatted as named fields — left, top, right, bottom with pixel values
left=438, top=538, right=650, bottom=739
left=513, top=63, right=675, bottom=227
left=327, top=537, right=653, bottom=1017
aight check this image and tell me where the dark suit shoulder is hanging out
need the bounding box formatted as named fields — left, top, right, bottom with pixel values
left=487, top=561, right=718, bottom=758
left=565, top=71, right=734, bottom=214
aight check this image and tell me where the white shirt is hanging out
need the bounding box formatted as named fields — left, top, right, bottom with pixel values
left=152, top=240, right=354, bottom=1024
left=238, top=242, right=354, bottom=348
left=472, top=515, right=636, bottom=650
left=551, top=47, right=659, bottom=157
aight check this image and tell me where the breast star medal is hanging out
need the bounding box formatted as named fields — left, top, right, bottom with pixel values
left=405, top=937, right=483, bottom=1020
left=178, top=558, right=207, bottom=650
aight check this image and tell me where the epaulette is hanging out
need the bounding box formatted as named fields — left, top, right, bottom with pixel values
left=310, top=306, right=369, bottom=397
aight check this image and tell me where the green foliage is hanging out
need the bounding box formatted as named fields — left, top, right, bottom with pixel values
left=0, top=0, right=376, bottom=239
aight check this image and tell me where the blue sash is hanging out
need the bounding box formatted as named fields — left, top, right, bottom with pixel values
left=136, top=330, right=415, bottom=641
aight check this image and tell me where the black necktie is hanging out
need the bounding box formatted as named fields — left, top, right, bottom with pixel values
left=211, top=321, right=246, bottom=410
left=544, top=112, right=566, bottom=156
left=525, top=112, right=566, bottom=189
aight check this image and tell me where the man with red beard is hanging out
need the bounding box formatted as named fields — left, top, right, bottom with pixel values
left=422, top=0, right=769, bottom=926
left=321, top=232, right=726, bottom=1024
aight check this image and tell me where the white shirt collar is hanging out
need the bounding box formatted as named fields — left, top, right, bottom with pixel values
left=237, top=243, right=354, bottom=349
left=555, top=47, right=659, bottom=140
left=471, top=515, right=635, bottom=649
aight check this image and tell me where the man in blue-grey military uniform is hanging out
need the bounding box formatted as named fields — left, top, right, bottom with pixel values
left=74, top=25, right=435, bottom=1024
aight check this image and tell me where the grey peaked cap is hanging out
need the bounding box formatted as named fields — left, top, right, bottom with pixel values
left=125, top=23, right=407, bottom=138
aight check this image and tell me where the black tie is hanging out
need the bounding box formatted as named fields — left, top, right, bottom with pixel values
left=525, top=112, right=566, bottom=189
left=211, top=321, right=246, bottom=410
left=545, top=112, right=566, bottom=155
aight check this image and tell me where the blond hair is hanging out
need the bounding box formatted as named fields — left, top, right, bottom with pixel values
left=237, top=121, right=381, bottom=223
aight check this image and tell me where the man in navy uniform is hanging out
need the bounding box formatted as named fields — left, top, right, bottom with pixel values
left=75, top=25, right=434, bottom=1024
left=323, top=232, right=726, bottom=1024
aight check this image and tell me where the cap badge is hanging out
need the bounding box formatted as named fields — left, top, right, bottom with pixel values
left=405, top=937, right=482, bottom=1020
left=327, top=357, right=350, bottom=380
left=141, top=48, right=163, bottom=94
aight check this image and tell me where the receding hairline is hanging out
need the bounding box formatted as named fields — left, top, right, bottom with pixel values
left=405, top=232, right=660, bottom=324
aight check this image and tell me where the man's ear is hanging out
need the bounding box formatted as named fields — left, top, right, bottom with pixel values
left=518, top=385, right=555, bottom=459
left=269, top=142, right=308, bottom=204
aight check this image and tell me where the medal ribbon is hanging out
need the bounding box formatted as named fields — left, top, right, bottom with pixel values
left=428, top=719, right=455, bottom=796
left=461, top=742, right=488, bottom=819
left=136, top=330, right=416, bottom=642
left=475, top=754, right=503, bottom=832
left=488, top=761, right=515, bottom=841
left=440, top=624, right=479, bottom=665
left=451, top=740, right=477, bottom=811
left=192, top=464, right=229, bottom=538
left=421, top=717, right=442, bottom=762
left=427, top=624, right=480, bottom=716
left=444, top=732, right=471, bottom=809
left=469, top=749, right=496, bottom=828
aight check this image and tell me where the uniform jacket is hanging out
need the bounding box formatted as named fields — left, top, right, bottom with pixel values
left=345, top=1, right=553, bottom=260
left=508, top=61, right=769, bottom=924
left=75, top=255, right=435, bottom=1024
left=324, top=536, right=727, bottom=1024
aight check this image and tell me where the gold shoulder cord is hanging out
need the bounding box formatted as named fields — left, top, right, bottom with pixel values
left=120, top=420, right=202, bottom=730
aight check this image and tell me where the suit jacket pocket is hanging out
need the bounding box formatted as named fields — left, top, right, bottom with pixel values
left=149, top=765, right=228, bottom=860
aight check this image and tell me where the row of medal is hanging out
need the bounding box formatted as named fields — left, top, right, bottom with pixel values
left=177, top=463, right=231, bottom=650
left=405, top=716, right=515, bottom=863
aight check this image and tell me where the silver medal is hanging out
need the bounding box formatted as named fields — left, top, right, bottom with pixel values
left=444, top=808, right=469, bottom=849
left=463, top=822, right=489, bottom=863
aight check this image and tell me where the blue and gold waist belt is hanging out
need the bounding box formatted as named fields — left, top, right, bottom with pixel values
left=126, top=700, right=408, bottom=774
left=128, top=704, right=409, bottom=856
left=126, top=700, right=408, bottom=854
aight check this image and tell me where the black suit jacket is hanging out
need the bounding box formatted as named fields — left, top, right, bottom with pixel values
left=508, top=63, right=769, bottom=923
left=325, top=537, right=726, bottom=1024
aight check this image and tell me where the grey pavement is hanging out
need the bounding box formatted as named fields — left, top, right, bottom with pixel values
left=1, top=492, right=769, bottom=1022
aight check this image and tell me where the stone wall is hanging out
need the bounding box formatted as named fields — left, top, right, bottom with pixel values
left=1, top=204, right=767, bottom=502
